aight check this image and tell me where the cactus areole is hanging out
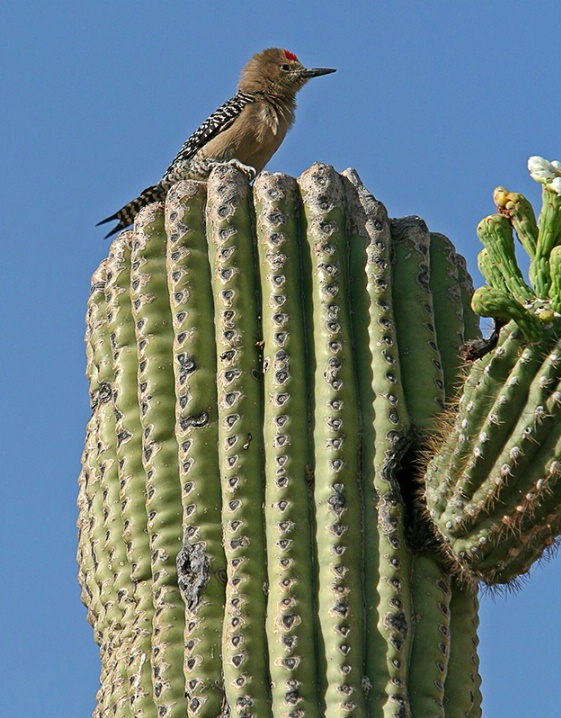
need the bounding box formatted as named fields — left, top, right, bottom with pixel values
left=79, top=161, right=561, bottom=718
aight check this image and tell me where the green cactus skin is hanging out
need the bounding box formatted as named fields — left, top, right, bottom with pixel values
left=84, top=267, right=112, bottom=642
left=471, top=286, right=542, bottom=343
left=391, top=217, right=446, bottom=431
left=423, top=315, right=561, bottom=584
left=458, top=271, right=481, bottom=340
left=95, top=262, right=138, bottom=718
left=87, top=264, right=134, bottom=717
left=423, top=244, right=478, bottom=519
left=531, top=184, right=561, bottom=297
left=130, top=207, right=188, bottom=718
left=79, top=418, right=110, bottom=714
left=105, top=232, right=157, bottom=717
left=403, top=234, right=468, bottom=718
left=165, top=181, right=228, bottom=718
left=77, top=432, right=98, bottom=635
left=298, top=164, right=367, bottom=718
left=206, top=166, right=272, bottom=718
left=443, top=581, right=481, bottom=718
left=494, top=187, right=538, bottom=259
left=343, top=169, right=413, bottom=718
left=78, top=315, right=104, bottom=643
left=81, top=165, right=561, bottom=718
left=443, top=331, right=561, bottom=531
left=428, top=232, right=466, bottom=400
left=254, top=172, right=321, bottom=718
left=473, top=504, right=561, bottom=585
left=454, top=254, right=481, bottom=344
left=476, top=214, right=535, bottom=304
left=425, top=312, right=520, bottom=520
left=548, top=246, right=561, bottom=312
left=407, top=555, right=451, bottom=718
left=476, top=249, right=509, bottom=294
left=79, top=406, right=115, bottom=718
left=451, top=349, right=546, bottom=524
left=424, top=318, right=508, bottom=518
left=450, top=388, right=561, bottom=572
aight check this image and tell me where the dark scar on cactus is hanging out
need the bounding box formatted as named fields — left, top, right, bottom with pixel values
left=461, top=319, right=506, bottom=362
left=176, top=534, right=212, bottom=610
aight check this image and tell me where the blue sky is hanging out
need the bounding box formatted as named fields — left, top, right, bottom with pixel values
left=2, top=2, right=560, bottom=716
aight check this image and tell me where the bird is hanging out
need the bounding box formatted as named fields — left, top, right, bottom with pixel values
left=97, top=48, right=336, bottom=238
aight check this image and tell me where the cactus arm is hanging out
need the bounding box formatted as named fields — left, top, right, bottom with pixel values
left=471, top=287, right=542, bottom=343
left=440, top=341, right=548, bottom=529
left=165, top=180, right=228, bottom=718
left=130, top=207, right=188, bottom=718
left=474, top=501, right=561, bottom=585
left=407, top=556, right=451, bottom=718
left=450, top=408, right=561, bottom=578
left=476, top=249, right=509, bottom=293
left=476, top=214, right=535, bottom=304
left=105, top=231, right=156, bottom=717
left=531, top=185, right=561, bottom=297
left=494, top=187, right=538, bottom=259
left=427, top=327, right=523, bottom=521
left=442, top=333, right=561, bottom=535
left=549, top=246, right=561, bottom=312
left=254, top=172, right=322, bottom=718
left=391, top=217, right=446, bottom=430
left=206, top=166, right=272, bottom=718
left=343, top=169, right=413, bottom=718
left=298, top=164, right=367, bottom=718
left=443, top=581, right=481, bottom=718
left=428, top=233, right=465, bottom=400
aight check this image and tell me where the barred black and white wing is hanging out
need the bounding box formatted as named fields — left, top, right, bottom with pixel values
left=163, top=91, right=257, bottom=174
left=97, top=91, right=257, bottom=238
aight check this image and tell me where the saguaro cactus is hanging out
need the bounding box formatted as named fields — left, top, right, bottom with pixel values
left=79, top=160, right=561, bottom=718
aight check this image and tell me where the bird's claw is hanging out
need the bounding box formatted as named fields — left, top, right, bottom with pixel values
left=208, top=159, right=257, bottom=181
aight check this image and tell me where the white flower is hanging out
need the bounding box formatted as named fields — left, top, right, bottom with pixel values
left=528, top=155, right=561, bottom=185
left=551, top=176, right=561, bottom=196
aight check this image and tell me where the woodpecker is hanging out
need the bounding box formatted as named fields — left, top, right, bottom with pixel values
left=98, top=48, right=335, bottom=238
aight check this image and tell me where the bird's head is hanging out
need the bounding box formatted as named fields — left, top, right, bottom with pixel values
left=239, top=48, right=336, bottom=98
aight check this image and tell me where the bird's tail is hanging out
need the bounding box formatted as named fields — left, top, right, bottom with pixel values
left=96, top=184, right=168, bottom=239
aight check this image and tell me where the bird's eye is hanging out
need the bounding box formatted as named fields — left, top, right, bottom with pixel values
left=280, top=64, right=291, bottom=71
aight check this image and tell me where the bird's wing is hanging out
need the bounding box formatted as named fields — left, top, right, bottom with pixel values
left=163, top=91, right=257, bottom=173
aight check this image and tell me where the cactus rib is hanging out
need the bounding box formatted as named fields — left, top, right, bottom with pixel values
left=391, top=217, right=446, bottom=430
left=299, top=164, right=367, bottom=718
left=130, top=207, right=188, bottom=717
left=206, top=166, right=272, bottom=718
left=165, top=180, right=228, bottom=718
left=105, top=231, right=156, bottom=717
left=343, top=169, right=413, bottom=718
left=254, top=172, right=322, bottom=718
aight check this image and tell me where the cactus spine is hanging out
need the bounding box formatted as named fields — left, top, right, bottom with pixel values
left=80, top=159, right=561, bottom=718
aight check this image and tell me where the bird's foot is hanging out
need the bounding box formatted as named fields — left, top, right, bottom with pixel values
left=208, top=159, right=257, bottom=181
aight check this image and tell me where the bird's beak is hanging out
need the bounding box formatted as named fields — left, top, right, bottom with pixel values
left=298, top=67, right=336, bottom=79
